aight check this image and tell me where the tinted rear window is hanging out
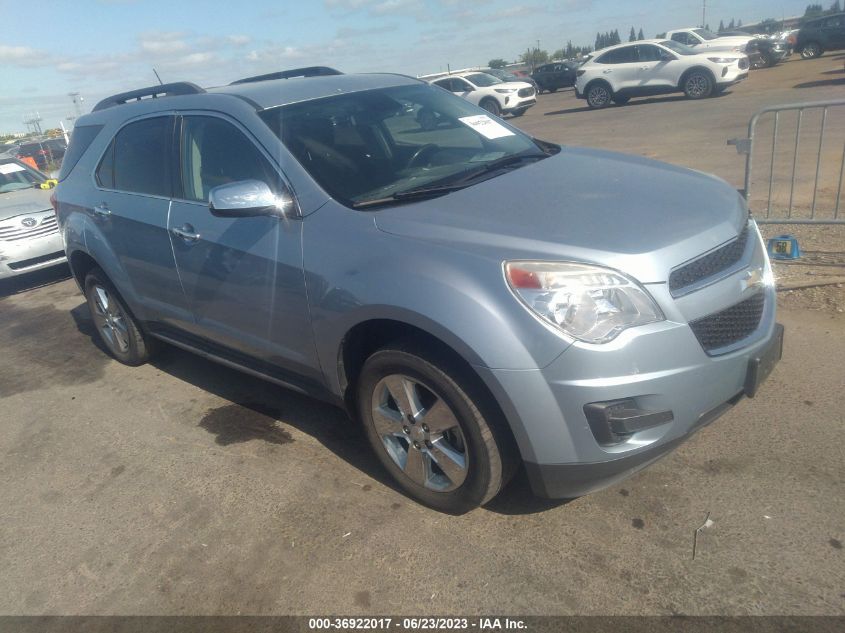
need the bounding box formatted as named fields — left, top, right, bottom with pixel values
left=110, top=117, right=171, bottom=197
left=58, top=125, right=103, bottom=181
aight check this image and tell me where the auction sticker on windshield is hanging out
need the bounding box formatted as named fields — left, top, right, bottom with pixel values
left=0, top=163, right=26, bottom=175
left=458, top=115, right=515, bottom=140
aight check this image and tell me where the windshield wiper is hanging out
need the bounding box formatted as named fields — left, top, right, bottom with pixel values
left=351, top=153, right=546, bottom=209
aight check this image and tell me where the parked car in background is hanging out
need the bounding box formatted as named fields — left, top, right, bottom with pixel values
left=575, top=40, right=749, bottom=108
left=0, top=157, right=66, bottom=280
left=15, top=138, right=67, bottom=172
left=531, top=61, right=578, bottom=93
left=665, top=27, right=755, bottom=52
left=55, top=69, right=781, bottom=512
left=484, top=68, right=538, bottom=91
left=429, top=71, right=536, bottom=117
left=792, top=12, right=845, bottom=58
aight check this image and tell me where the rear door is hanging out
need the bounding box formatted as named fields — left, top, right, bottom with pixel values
left=822, top=14, right=845, bottom=49
left=92, top=115, right=191, bottom=326
left=597, top=46, right=640, bottom=91
left=166, top=113, right=317, bottom=382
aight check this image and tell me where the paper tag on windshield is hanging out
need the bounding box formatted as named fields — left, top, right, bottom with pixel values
left=0, top=163, right=26, bottom=175
left=458, top=115, right=515, bottom=140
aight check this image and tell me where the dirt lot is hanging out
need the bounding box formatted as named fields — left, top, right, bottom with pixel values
left=1, top=56, right=844, bottom=616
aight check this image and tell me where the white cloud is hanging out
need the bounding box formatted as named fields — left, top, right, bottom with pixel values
left=0, top=45, right=50, bottom=67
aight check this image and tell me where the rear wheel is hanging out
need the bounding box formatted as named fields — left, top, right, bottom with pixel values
left=480, top=98, right=501, bottom=117
left=586, top=83, right=612, bottom=109
left=683, top=71, right=713, bottom=99
left=357, top=343, right=514, bottom=513
left=84, top=268, right=155, bottom=366
left=800, top=42, right=822, bottom=59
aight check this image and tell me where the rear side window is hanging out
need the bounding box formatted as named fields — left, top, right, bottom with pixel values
left=58, top=125, right=102, bottom=181
left=597, top=47, right=638, bottom=64
left=99, top=117, right=171, bottom=197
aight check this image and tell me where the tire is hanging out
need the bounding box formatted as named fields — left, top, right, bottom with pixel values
left=800, top=42, right=822, bottom=59
left=356, top=342, right=515, bottom=513
left=612, top=95, right=630, bottom=105
left=683, top=70, right=713, bottom=99
left=480, top=98, right=501, bottom=117
left=548, top=87, right=558, bottom=93
left=510, top=109, right=526, bottom=117
left=586, top=82, right=612, bottom=109
left=84, top=268, right=155, bottom=366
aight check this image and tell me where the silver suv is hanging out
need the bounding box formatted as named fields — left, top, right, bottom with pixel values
left=55, top=66, right=783, bottom=513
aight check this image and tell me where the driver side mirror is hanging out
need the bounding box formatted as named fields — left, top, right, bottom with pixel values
left=660, top=53, right=675, bottom=61
left=208, top=180, right=296, bottom=218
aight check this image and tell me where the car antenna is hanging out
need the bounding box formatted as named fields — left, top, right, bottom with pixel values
left=152, top=68, right=164, bottom=85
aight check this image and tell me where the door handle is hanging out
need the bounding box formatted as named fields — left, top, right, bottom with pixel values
left=602, top=69, right=612, bottom=74
left=171, top=225, right=200, bottom=242
left=93, top=203, right=111, bottom=217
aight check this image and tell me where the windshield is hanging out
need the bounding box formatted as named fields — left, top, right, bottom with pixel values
left=660, top=40, right=697, bottom=55
left=692, top=28, right=719, bottom=40
left=259, top=84, right=550, bottom=208
left=464, top=73, right=502, bottom=87
left=0, top=160, right=41, bottom=193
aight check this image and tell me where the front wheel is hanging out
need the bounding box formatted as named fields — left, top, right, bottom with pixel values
left=357, top=344, right=514, bottom=513
left=800, top=42, right=822, bottom=59
left=480, top=98, right=501, bottom=117
left=510, top=109, right=526, bottom=117
left=586, top=83, right=612, bottom=109
left=84, top=268, right=156, bottom=366
left=683, top=71, right=713, bottom=99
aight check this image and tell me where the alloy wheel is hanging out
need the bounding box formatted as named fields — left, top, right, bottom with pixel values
left=686, top=74, right=709, bottom=98
left=370, top=374, right=468, bottom=492
left=90, top=285, right=130, bottom=354
left=587, top=85, right=610, bottom=108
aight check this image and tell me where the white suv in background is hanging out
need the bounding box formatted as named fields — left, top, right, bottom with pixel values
left=429, top=72, right=536, bottom=118
left=575, top=40, right=749, bottom=109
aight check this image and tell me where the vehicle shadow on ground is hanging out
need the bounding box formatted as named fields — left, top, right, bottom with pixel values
left=821, top=68, right=845, bottom=75
left=544, top=94, right=691, bottom=116
left=67, top=304, right=572, bottom=515
left=793, top=77, right=845, bottom=89
left=0, top=264, right=71, bottom=298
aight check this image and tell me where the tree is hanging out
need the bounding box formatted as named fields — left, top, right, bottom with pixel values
left=629, top=26, right=637, bottom=41
left=519, top=48, right=549, bottom=70
left=737, top=19, right=742, bottom=26
left=718, top=19, right=725, bottom=32
left=831, top=0, right=841, bottom=12
left=804, top=3, right=824, bottom=16
left=637, top=28, right=644, bottom=40
left=728, top=18, right=735, bottom=29
left=488, top=58, right=508, bottom=69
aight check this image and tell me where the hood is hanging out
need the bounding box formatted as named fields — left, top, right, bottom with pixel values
left=696, top=35, right=753, bottom=50
left=374, top=147, right=747, bottom=284
left=0, top=186, right=53, bottom=222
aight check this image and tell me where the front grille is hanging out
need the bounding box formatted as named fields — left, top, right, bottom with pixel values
left=689, top=292, right=765, bottom=353
left=518, top=87, right=535, bottom=97
left=0, top=215, right=58, bottom=242
left=8, top=250, right=65, bottom=270
left=669, top=224, right=750, bottom=295
left=739, top=58, right=749, bottom=70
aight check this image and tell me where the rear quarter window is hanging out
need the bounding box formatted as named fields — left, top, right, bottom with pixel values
left=58, top=125, right=103, bottom=181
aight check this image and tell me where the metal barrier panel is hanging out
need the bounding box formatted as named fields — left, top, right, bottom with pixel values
left=730, top=99, right=845, bottom=224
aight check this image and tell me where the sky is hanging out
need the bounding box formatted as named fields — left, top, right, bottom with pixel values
left=0, top=0, right=814, bottom=134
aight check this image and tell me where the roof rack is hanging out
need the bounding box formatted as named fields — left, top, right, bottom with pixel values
left=92, top=82, right=206, bottom=112
left=229, top=66, right=343, bottom=85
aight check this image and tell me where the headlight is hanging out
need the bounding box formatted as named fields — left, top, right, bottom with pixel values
left=494, top=88, right=517, bottom=94
left=708, top=57, right=737, bottom=63
left=504, top=261, right=664, bottom=343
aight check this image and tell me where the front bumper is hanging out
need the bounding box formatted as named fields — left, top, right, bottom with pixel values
left=502, top=96, right=536, bottom=114
left=0, top=228, right=66, bottom=279
left=476, top=224, right=782, bottom=498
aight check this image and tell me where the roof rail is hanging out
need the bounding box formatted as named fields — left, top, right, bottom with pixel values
left=92, top=82, right=206, bottom=112
left=230, top=66, right=343, bottom=85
